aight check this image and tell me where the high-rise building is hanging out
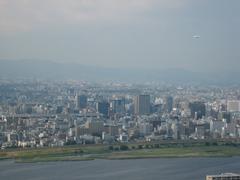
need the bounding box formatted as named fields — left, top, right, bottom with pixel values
left=76, top=95, right=87, bottom=109
left=165, top=96, right=173, bottom=113
left=134, top=95, right=150, bottom=115
left=227, top=100, right=240, bottom=112
left=110, top=99, right=125, bottom=114
left=189, top=101, right=206, bottom=119
left=104, top=125, right=119, bottom=136
left=76, top=120, right=104, bottom=136
left=85, top=120, right=104, bottom=135
left=96, top=101, right=110, bottom=117
left=218, top=112, right=231, bottom=123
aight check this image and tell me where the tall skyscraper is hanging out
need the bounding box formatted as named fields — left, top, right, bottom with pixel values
left=96, top=101, right=110, bottom=117
left=189, top=101, right=206, bottom=119
left=134, top=95, right=150, bottom=115
left=165, top=96, right=173, bottom=113
left=110, top=98, right=125, bottom=114
left=76, top=95, right=87, bottom=109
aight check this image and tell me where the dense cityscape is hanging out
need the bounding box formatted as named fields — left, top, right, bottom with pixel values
left=1, top=0, right=240, bottom=179
left=1, top=79, right=240, bottom=149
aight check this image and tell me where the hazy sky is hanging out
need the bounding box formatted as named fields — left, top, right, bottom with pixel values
left=0, top=0, right=239, bottom=72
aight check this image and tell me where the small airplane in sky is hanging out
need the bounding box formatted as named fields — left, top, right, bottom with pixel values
left=192, top=35, right=200, bottom=39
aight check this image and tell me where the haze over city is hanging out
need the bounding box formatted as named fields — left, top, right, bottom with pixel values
left=0, top=0, right=240, bottom=74
left=1, top=1, right=240, bottom=180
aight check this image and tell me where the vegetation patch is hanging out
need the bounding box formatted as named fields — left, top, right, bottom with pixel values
left=1, top=141, right=240, bottom=163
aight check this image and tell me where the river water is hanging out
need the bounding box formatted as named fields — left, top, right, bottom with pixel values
left=0, top=157, right=240, bottom=180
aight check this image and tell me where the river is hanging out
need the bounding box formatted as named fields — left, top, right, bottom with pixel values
left=0, top=157, right=240, bottom=180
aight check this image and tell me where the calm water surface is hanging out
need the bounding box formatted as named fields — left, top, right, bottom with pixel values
left=0, top=157, right=240, bottom=180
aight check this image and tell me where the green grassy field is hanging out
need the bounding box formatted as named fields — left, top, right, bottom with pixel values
left=1, top=142, right=240, bottom=163
left=106, top=146, right=240, bottom=159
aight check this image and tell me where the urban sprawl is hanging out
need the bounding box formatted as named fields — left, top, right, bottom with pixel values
left=1, top=79, right=240, bottom=149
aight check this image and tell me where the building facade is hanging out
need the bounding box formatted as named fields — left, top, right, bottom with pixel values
left=134, top=95, right=150, bottom=115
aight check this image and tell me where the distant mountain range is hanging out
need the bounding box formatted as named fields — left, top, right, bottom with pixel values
left=0, top=59, right=238, bottom=85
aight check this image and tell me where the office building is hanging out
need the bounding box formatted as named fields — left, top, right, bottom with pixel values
left=85, top=120, right=104, bottom=135
left=165, top=96, right=173, bottom=113
left=189, top=101, right=206, bottom=119
left=134, top=95, right=150, bottom=115
left=76, top=95, right=87, bottom=109
left=104, top=125, right=119, bottom=136
left=227, top=100, right=240, bottom=112
left=110, top=99, right=125, bottom=114
left=96, top=101, right=110, bottom=117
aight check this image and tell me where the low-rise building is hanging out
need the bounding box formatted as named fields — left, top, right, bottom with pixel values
left=206, top=173, right=240, bottom=180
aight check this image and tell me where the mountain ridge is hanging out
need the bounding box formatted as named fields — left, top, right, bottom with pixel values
left=0, top=59, right=238, bottom=85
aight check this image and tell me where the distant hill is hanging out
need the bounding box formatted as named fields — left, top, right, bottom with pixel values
left=0, top=59, right=238, bottom=85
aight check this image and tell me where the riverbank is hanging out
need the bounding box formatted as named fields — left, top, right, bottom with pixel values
left=1, top=141, right=240, bottom=163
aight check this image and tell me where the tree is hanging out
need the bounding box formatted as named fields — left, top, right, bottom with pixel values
left=120, top=145, right=129, bottom=151
left=108, top=145, right=114, bottom=151
left=154, top=144, right=160, bottom=148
